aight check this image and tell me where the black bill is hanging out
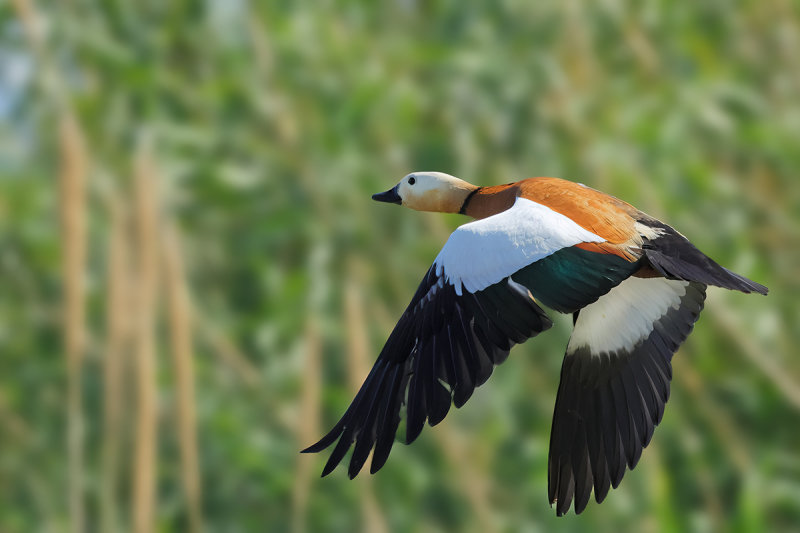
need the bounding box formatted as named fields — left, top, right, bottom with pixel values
left=372, top=186, right=401, bottom=205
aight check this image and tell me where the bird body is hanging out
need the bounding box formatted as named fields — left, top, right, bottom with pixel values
left=303, top=172, right=767, bottom=515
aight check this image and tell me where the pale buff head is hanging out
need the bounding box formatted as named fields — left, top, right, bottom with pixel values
left=372, top=171, right=478, bottom=213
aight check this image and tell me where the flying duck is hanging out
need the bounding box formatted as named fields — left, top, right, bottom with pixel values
left=302, top=172, right=768, bottom=516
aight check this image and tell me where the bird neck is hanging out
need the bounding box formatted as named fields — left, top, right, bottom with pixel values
left=460, top=183, right=520, bottom=219
left=413, top=180, right=479, bottom=214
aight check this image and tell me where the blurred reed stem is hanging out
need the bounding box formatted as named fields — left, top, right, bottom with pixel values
left=132, top=138, right=159, bottom=533
left=344, top=272, right=389, bottom=533
left=12, top=2, right=89, bottom=530
left=292, top=316, right=321, bottom=533
left=163, top=222, right=204, bottom=533
left=59, top=111, right=88, bottom=533
left=101, top=190, right=132, bottom=533
left=432, top=429, right=497, bottom=533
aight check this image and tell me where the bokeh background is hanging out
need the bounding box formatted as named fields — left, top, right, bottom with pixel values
left=2, top=1, right=799, bottom=532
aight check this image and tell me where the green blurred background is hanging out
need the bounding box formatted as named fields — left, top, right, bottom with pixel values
left=1, top=1, right=799, bottom=532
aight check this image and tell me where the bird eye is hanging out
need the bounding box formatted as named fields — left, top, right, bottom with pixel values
left=408, top=177, right=416, bottom=185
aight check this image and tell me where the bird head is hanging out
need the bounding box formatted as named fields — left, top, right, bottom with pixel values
left=372, top=171, right=477, bottom=213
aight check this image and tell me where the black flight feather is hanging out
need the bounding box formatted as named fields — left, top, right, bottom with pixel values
left=548, top=280, right=707, bottom=514
left=304, top=263, right=552, bottom=478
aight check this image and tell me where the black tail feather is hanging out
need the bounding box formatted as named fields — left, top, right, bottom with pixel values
left=639, top=219, right=768, bottom=295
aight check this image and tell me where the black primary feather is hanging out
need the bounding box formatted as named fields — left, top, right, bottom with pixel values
left=548, top=281, right=706, bottom=515
left=301, top=264, right=553, bottom=477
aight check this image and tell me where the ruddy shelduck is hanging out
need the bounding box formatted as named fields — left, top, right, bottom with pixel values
left=302, top=172, right=767, bottom=516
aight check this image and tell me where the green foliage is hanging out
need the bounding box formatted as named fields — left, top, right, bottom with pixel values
left=1, top=1, right=798, bottom=532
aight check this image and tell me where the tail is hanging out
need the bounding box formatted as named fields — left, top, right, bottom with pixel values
left=637, top=217, right=768, bottom=295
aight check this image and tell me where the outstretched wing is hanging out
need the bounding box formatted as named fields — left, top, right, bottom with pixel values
left=302, top=197, right=636, bottom=478
left=302, top=264, right=552, bottom=478
left=547, top=276, right=707, bottom=516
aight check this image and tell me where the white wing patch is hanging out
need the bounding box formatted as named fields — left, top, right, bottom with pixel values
left=433, top=197, right=604, bottom=295
left=634, top=221, right=665, bottom=241
left=567, top=277, right=689, bottom=355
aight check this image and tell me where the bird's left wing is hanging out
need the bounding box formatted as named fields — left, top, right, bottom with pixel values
left=302, top=197, right=622, bottom=478
left=547, top=277, right=706, bottom=516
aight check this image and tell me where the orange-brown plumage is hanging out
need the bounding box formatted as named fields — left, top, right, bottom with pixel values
left=518, top=178, right=639, bottom=242
left=463, top=177, right=642, bottom=261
